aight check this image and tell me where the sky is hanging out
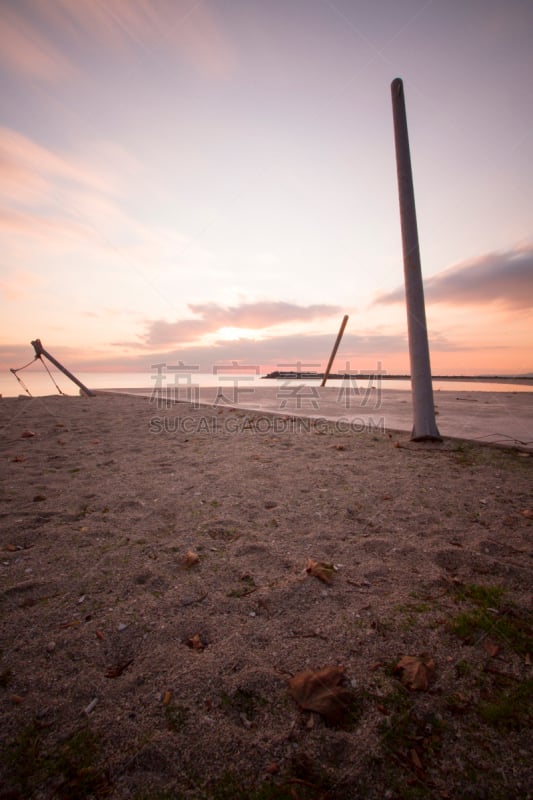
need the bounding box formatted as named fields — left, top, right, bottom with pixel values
left=1, top=0, right=532, bottom=378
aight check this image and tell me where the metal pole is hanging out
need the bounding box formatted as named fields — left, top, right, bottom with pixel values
left=390, top=78, right=441, bottom=441
left=31, top=339, right=95, bottom=397
left=321, top=315, right=349, bottom=387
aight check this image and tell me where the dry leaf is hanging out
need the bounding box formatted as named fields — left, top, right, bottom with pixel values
left=410, top=749, right=423, bottom=771
left=182, top=550, right=200, bottom=567
left=306, top=558, right=335, bottom=584
left=104, top=659, right=133, bottom=678
left=11, top=455, right=26, bottom=462
left=95, top=630, right=105, bottom=641
left=186, top=633, right=205, bottom=651
left=20, top=430, right=36, bottom=438
left=483, top=639, right=500, bottom=658
left=162, top=690, right=172, bottom=706
left=33, top=494, right=46, bottom=502
left=288, top=665, right=353, bottom=724
left=394, top=654, right=435, bottom=691
left=519, top=509, right=533, bottom=519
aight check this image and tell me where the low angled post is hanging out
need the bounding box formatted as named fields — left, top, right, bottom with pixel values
left=31, top=339, right=95, bottom=397
left=321, top=315, right=349, bottom=387
left=391, top=78, right=441, bottom=441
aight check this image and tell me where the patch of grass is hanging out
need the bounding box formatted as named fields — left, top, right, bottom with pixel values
left=220, top=688, right=265, bottom=721
left=227, top=574, right=257, bottom=598
left=478, top=677, right=533, bottom=730
left=164, top=701, right=189, bottom=732
left=395, top=602, right=431, bottom=614
left=449, top=584, right=532, bottom=655
left=454, top=659, right=472, bottom=678
left=455, top=583, right=505, bottom=609
left=453, top=442, right=475, bottom=465
left=377, top=687, right=447, bottom=779
left=199, top=771, right=316, bottom=799
left=377, top=688, right=414, bottom=750
left=3, top=722, right=109, bottom=798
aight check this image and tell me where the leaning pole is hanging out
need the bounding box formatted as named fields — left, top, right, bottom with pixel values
left=391, top=77, right=441, bottom=441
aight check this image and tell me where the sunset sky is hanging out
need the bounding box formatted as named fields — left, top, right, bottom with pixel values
left=1, top=0, right=532, bottom=378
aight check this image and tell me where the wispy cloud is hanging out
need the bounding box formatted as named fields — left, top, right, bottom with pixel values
left=4, top=0, right=236, bottom=81
left=143, top=301, right=343, bottom=347
left=0, top=3, right=75, bottom=82
left=0, top=126, right=116, bottom=207
left=375, top=245, right=533, bottom=309
left=0, top=269, right=45, bottom=302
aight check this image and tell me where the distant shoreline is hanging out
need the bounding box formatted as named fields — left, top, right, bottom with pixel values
left=262, top=371, right=533, bottom=386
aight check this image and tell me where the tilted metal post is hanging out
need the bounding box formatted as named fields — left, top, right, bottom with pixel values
left=391, top=78, right=441, bottom=441
left=321, top=315, right=349, bottom=387
left=31, top=339, right=95, bottom=397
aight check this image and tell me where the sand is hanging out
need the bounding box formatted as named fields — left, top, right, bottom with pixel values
left=0, top=393, right=532, bottom=799
left=115, top=383, right=533, bottom=451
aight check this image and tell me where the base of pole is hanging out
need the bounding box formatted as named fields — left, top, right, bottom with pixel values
left=411, top=430, right=443, bottom=443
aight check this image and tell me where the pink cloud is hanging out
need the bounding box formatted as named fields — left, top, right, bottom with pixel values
left=0, top=269, right=45, bottom=301
left=0, top=127, right=117, bottom=208
left=374, top=245, right=533, bottom=310
left=0, top=207, right=92, bottom=242
left=142, top=301, right=342, bottom=347
left=24, top=0, right=236, bottom=79
left=0, top=4, right=75, bottom=81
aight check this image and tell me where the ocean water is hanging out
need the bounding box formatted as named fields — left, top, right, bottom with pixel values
left=1, top=369, right=532, bottom=399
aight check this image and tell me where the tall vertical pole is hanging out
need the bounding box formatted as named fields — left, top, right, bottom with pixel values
left=391, top=78, right=441, bottom=441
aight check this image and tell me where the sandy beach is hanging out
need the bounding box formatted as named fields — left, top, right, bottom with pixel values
left=0, top=392, right=532, bottom=799
left=119, top=383, right=533, bottom=451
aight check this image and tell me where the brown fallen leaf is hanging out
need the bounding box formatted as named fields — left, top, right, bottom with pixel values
left=410, top=748, right=423, bottom=771
left=182, top=550, right=200, bottom=567
left=20, top=430, right=37, bottom=438
left=186, top=633, right=205, bottom=651
left=33, top=494, right=47, bottom=502
left=95, top=630, right=105, bottom=641
left=11, top=455, right=26, bottom=462
left=104, top=659, right=133, bottom=678
left=288, top=665, right=353, bottom=725
left=483, top=639, right=500, bottom=658
left=306, top=558, right=335, bottom=584
left=519, top=509, right=533, bottom=519
left=394, top=654, right=435, bottom=691
left=162, top=690, right=172, bottom=706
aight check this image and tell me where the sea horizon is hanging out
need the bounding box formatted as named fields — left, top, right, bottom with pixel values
left=2, top=369, right=533, bottom=399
